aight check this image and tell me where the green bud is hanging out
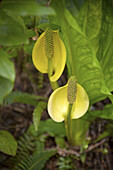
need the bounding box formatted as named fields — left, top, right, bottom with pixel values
left=45, top=27, right=54, bottom=60
left=67, top=76, right=77, bottom=104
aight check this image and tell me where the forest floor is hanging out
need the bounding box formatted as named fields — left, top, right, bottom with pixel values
left=0, top=57, right=113, bottom=170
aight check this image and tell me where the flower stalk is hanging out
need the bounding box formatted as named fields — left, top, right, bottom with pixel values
left=65, top=76, right=77, bottom=145
left=65, top=103, right=73, bottom=144
left=48, top=58, right=59, bottom=90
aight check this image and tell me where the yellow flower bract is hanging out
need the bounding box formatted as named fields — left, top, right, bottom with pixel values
left=48, top=84, right=89, bottom=122
left=32, top=30, right=66, bottom=82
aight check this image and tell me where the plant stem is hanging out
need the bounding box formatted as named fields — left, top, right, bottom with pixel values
left=65, top=103, right=73, bottom=144
left=48, top=58, right=59, bottom=90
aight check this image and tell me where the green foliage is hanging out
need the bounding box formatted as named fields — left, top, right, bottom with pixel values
left=69, top=118, right=90, bottom=146
left=97, top=0, right=113, bottom=93
left=10, top=128, right=55, bottom=170
left=0, top=10, right=29, bottom=46
left=0, top=49, right=15, bottom=104
left=14, top=150, right=56, bottom=170
left=37, top=72, right=44, bottom=90
left=1, top=0, right=55, bottom=16
left=0, top=0, right=113, bottom=168
left=0, top=77, right=13, bottom=105
left=0, top=49, right=15, bottom=81
left=38, top=119, right=66, bottom=137
left=3, top=91, right=47, bottom=106
left=37, top=23, right=61, bottom=31
left=33, top=101, right=47, bottom=131
left=55, top=137, right=66, bottom=148
left=0, top=130, right=17, bottom=156
left=94, top=124, right=113, bottom=143
left=50, top=0, right=113, bottom=104
left=57, top=157, right=74, bottom=170
left=10, top=134, right=36, bottom=167
left=89, top=104, right=113, bottom=120
left=27, top=119, right=66, bottom=141
left=0, top=0, right=55, bottom=46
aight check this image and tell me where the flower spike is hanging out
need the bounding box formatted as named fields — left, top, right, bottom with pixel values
left=45, top=28, right=54, bottom=60
left=67, top=76, right=77, bottom=104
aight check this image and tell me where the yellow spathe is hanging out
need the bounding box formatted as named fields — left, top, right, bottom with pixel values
left=48, top=84, right=89, bottom=122
left=32, top=30, right=66, bottom=82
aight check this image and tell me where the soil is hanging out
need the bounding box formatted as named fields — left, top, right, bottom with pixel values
left=0, top=57, right=113, bottom=170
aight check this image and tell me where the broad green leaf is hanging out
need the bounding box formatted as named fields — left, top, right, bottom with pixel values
left=33, top=102, right=47, bottom=131
left=0, top=76, right=13, bottom=104
left=0, top=49, right=15, bottom=104
left=0, top=10, right=28, bottom=46
left=97, top=0, right=113, bottom=93
left=55, top=137, right=66, bottom=148
left=83, top=0, right=102, bottom=40
left=65, top=0, right=79, bottom=18
left=0, top=130, right=17, bottom=156
left=77, top=0, right=102, bottom=53
left=1, top=0, right=55, bottom=16
left=0, top=49, right=15, bottom=82
left=38, top=119, right=66, bottom=137
left=50, top=0, right=110, bottom=104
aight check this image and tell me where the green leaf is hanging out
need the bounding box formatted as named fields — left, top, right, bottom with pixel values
left=77, top=0, right=102, bottom=53
left=38, top=23, right=61, bottom=31
left=14, top=150, right=56, bottom=170
left=1, top=0, right=55, bottom=16
left=97, top=1, right=113, bottom=93
left=0, top=10, right=29, bottom=46
left=27, top=125, right=38, bottom=137
left=50, top=0, right=110, bottom=104
left=0, top=49, right=15, bottom=82
left=0, top=77, right=13, bottom=104
left=55, top=137, right=66, bottom=148
left=33, top=102, right=47, bottom=132
left=0, top=130, right=17, bottom=156
left=3, top=91, right=47, bottom=106
left=82, top=0, right=102, bottom=40
left=27, top=119, right=66, bottom=138
left=38, top=119, right=66, bottom=137
left=0, top=49, right=15, bottom=104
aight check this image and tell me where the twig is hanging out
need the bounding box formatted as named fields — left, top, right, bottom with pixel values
left=57, top=147, right=80, bottom=157
left=85, top=138, right=108, bottom=153
left=46, top=147, right=80, bottom=157
left=46, top=138, right=108, bottom=158
left=46, top=0, right=51, bottom=6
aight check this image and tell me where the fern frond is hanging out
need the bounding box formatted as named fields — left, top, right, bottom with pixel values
left=33, top=101, right=47, bottom=132
left=13, top=150, right=56, bottom=170
left=10, top=134, right=36, bottom=167
left=3, top=91, right=47, bottom=106
left=27, top=68, right=44, bottom=91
